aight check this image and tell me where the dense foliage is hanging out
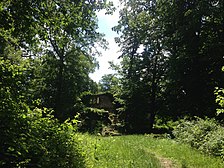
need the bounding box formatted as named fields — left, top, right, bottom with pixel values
left=215, top=67, right=224, bottom=116
left=1, top=106, right=86, bottom=167
left=173, top=118, right=224, bottom=159
left=0, top=0, right=112, bottom=167
left=0, top=0, right=111, bottom=121
left=111, top=0, right=224, bottom=133
left=0, top=47, right=85, bottom=167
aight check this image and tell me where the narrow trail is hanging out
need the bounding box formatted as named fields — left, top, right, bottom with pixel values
left=158, top=156, right=175, bottom=168
left=144, top=148, right=177, bottom=168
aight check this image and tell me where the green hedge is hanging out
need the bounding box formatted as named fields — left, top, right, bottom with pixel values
left=173, top=118, right=224, bottom=159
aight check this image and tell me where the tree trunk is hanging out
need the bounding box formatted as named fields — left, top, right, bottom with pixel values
left=55, top=57, right=64, bottom=120
left=149, top=54, right=158, bottom=131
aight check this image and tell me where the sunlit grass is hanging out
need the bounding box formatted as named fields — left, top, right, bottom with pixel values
left=131, top=135, right=224, bottom=168
left=79, top=134, right=224, bottom=168
left=80, top=134, right=161, bottom=168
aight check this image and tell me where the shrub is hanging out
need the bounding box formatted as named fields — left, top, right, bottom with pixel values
left=173, top=118, right=224, bottom=159
left=0, top=48, right=86, bottom=167
left=78, top=107, right=111, bottom=134
left=0, top=103, right=86, bottom=168
left=200, top=126, right=224, bottom=158
left=214, top=66, right=224, bottom=115
left=215, top=86, right=224, bottom=115
left=25, top=108, right=86, bottom=168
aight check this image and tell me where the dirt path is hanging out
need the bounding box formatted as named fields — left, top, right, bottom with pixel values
left=144, top=148, right=177, bottom=168
left=158, top=156, right=175, bottom=168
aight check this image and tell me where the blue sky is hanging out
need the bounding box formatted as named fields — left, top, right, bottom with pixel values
left=89, top=0, right=121, bottom=82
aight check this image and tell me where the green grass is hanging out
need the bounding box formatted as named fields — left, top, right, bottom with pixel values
left=131, top=135, right=224, bottom=168
left=80, top=134, right=161, bottom=168
left=79, top=134, right=224, bottom=168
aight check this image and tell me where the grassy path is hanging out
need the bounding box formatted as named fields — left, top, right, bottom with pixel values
left=80, top=134, right=224, bottom=168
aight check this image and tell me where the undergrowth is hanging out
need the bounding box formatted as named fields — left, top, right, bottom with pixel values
left=173, top=118, right=224, bottom=159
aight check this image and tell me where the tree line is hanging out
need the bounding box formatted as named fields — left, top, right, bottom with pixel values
left=100, top=0, right=224, bottom=133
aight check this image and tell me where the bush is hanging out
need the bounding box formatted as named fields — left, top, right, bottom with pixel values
left=214, top=66, right=224, bottom=115
left=25, top=108, right=86, bottom=168
left=201, top=127, right=224, bottom=158
left=78, top=107, right=110, bottom=134
left=173, top=118, right=224, bottom=159
left=0, top=48, right=86, bottom=167
left=0, top=103, right=86, bottom=168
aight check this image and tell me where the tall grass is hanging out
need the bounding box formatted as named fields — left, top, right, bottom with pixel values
left=140, top=135, right=224, bottom=168
left=80, top=134, right=224, bottom=168
left=80, top=134, right=161, bottom=168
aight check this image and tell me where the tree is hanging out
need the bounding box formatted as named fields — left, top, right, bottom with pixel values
left=31, top=0, right=110, bottom=120
left=159, top=0, right=224, bottom=118
left=99, top=73, right=120, bottom=92
left=114, top=0, right=224, bottom=133
left=0, top=47, right=86, bottom=166
left=114, top=0, right=168, bottom=133
left=0, top=0, right=112, bottom=166
left=0, top=0, right=113, bottom=121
